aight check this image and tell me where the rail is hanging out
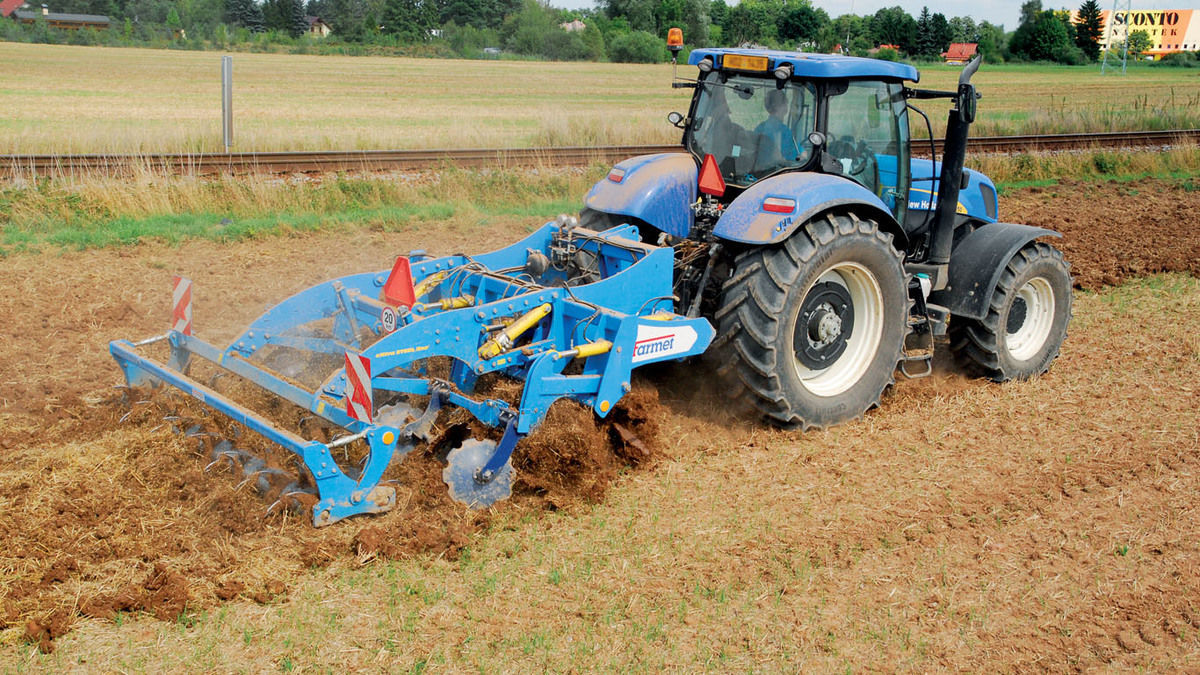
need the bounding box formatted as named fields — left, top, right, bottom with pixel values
left=2, top=129, right=1198, bottom=177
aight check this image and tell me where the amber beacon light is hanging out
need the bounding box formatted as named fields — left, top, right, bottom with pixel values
left=667, top=27, right=683, bottom=58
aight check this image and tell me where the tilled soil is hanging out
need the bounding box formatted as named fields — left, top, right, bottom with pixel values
left=0, top=177, right=1197, bottom=656
left=1002, top=178, right=1200, bottom=289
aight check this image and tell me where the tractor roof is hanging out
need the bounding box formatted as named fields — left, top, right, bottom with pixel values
left=687, top=48, right=920, bottom=83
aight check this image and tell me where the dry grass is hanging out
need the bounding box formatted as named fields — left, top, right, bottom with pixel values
left=6, top=145, right=1200, bottom=255
left=4, top=43, right=1200, bottom=155
left=910, top=63, right=1200, bottom=138
left=0, top=164, right=605, bottom=252
left=969, top=140, right=1200, bottom=184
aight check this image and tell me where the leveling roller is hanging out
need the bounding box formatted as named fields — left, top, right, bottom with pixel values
left=110, top=218, right=714, bottom=526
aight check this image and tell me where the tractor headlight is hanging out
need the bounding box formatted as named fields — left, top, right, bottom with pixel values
left=697, top=57, right=714, bottom=73
left=773, top=63, right=793, bottom=80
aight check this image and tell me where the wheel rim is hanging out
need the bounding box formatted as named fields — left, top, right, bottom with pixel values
left=792, top=263, right=885, bottom=397
left=1005, top=276, right=1056, bottom=362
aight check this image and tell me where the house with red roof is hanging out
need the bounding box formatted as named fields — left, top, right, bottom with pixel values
left=1, top=0, right=26, bottom=17
left=942, top=43, right=978, bottom=65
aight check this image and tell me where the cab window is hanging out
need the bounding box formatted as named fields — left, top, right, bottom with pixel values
left=825, top=80, right=906, bottom=220
left=688, top=72, right=817, bottom=186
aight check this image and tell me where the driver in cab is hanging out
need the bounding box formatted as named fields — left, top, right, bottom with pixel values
left=754, top=89, right=798, bottom=165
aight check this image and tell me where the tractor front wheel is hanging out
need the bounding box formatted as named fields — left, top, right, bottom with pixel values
left=950, top=242, right=1072, bottom=381
left=714, top=212, right=908, bottom=429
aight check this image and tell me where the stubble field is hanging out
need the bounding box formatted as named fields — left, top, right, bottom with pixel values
left=0, top=173, right=1197, bottom=670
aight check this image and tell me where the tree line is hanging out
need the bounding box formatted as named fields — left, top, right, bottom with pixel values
left=0, top=0, right=1178, bottom=66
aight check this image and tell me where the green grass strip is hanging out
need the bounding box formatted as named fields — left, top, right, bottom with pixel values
left=0, top=198, right=583, bottom=255
left=1, top=152, right=1197, bottom=256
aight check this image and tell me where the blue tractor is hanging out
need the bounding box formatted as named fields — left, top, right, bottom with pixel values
left=110, top=48, right=1072, bottom=525
left=584, top=48, right=1072, bottom=429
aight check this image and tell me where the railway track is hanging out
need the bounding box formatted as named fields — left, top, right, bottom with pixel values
left=2, top=129, right=1197, bottom=177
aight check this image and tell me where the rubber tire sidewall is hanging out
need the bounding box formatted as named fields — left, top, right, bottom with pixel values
left=994, top=248, right=1072, bottom=379
left=715, top=213, right=908, bottom=429
left=775, top=230, right=908, bottom=426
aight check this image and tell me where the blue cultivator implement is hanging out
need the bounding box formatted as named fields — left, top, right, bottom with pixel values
left=110, top=219, right=713, bottom=526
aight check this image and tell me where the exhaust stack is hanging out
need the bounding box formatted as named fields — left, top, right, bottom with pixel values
left=928, top=57, right=981, bottom=267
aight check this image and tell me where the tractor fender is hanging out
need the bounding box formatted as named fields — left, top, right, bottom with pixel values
left=584, top=153, right=697, bottom=238
left=930, top=222, right=1062, bottom=320
left=712, top=172, right=906, bottom=248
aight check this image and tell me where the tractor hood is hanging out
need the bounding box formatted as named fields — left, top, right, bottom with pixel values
left=584, top=153, right=697, bottom=238
left=906, top=159, right=999, bottom=223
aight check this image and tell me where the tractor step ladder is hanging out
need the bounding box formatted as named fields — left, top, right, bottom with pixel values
left=900, top=282, right=948, bottom=379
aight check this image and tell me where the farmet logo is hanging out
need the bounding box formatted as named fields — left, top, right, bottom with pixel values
left=635, top=334, right=675, bottom=358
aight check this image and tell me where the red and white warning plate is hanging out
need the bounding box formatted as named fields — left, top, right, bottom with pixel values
left=172, top=275, right=193, bottom=336
left=344, top=352, right=373, bottom=423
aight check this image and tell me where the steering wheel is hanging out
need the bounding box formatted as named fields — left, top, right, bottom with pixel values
left=829, top=136, right=870, bottom=177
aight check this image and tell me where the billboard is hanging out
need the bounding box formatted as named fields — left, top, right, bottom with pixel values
left=1099, top=9, right=1200, bottom=57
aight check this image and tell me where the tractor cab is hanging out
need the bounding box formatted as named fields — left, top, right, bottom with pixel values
left=680, top=49, right=915, bottom=226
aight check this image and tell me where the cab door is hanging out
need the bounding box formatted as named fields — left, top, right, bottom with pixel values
left=824, top=80, right=910, bottom=224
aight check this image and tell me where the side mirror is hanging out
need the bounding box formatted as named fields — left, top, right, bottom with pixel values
left=667, top=111, right=686, bottom=129
left=958, top=84, right=977, bottom=124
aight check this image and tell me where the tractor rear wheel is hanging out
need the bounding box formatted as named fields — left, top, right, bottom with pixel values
left=950, top=242, right=1072, bottom=381
left=714, top=212, right=908, bottom=429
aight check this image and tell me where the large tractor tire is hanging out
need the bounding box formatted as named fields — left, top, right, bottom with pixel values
left=714, top=212, right=908, bottom=430
left=950, top=242, right=1072, bottom=381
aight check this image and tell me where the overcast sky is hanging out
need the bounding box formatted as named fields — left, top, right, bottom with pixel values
left=553, top=1, right=1200, bottom=32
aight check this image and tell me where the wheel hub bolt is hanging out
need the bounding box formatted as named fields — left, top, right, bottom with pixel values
left=808, top=304, right=842, bottom=344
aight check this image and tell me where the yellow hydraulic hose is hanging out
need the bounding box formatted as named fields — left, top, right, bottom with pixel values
left=412, top=271, right=448, bottom=299
left=414, top=295, right=474, bottom=312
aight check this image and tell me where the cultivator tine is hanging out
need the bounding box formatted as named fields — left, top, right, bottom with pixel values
left=118, top=400, right=151, bottom=424
left=265, top=485, right=318, bottom=517
left=204, top=439, right=241, bottom=472
left=235, top=453, right=268, bottom=482
left=162, top=415, right=184, bottom=434
left=405, top=390, right=444, bottom=442
left=201, top=438, right=299, bottom=496
left=238, top=466, right=294, bottom=495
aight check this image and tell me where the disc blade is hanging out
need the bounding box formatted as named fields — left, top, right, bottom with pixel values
left=442, top=439, right=513, bottom=508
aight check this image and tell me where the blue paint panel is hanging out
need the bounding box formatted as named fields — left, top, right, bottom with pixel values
left=872, top=153, right=904, bottom=215
left=713, top=172, right=897, bottom=245
left=907, top=159, right=998, bottom=223
left=688, top=48, right=920, bottom=82
left=584, top=153, right=697, bottom=238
